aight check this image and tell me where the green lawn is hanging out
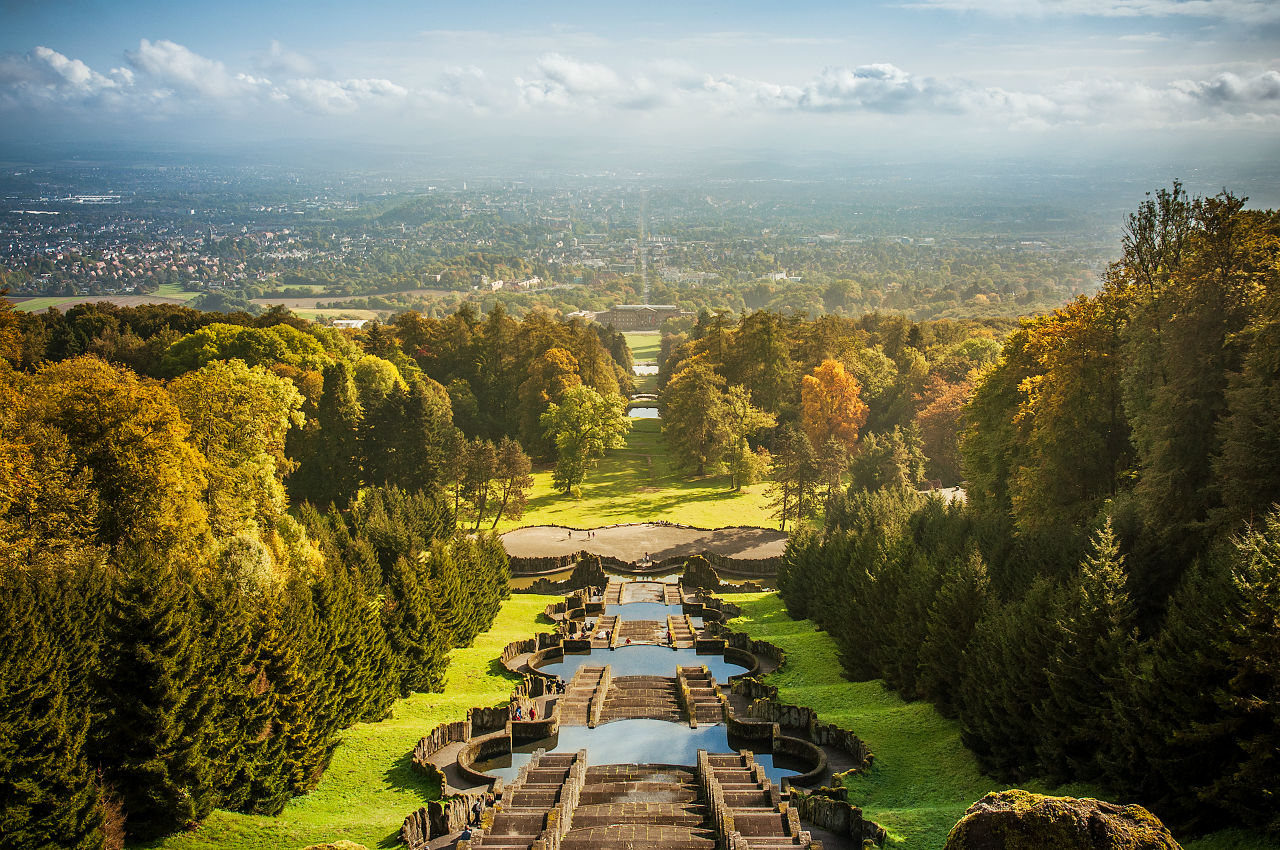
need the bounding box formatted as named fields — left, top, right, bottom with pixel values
left=495, top=418, right=776, bottom=531
left=11, top=297, right=69, bottom=312
left=624, top=331, right=661, bottom=363
left=138, top=594, right=556, bottom=850
left=721, top=593, right=1278, bottom=850
left=154, top=283, right=202, bottom=301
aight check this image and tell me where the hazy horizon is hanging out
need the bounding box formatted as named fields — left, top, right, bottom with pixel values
left=2, top=0, right=1277, bottom=186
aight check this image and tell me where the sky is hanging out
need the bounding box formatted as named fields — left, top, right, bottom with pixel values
left=1, top=0, right=1278, bottom=170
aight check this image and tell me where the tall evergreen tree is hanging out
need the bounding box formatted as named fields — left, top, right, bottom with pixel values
left=1034, top=519, right=1138, bottom=781
left=93, top=549, right=218, bottom=840
left=0, top=571, right=104, bottom=850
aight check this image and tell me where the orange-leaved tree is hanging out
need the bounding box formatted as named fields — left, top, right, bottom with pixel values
left=800, top=359, right=868, bottom=453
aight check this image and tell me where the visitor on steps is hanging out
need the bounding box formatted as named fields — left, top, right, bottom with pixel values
left=514, top=704, right=523, bottom=721
left=529, top=704, right=537, bottom=721
left=471, top=797, right=484, bottom=825
left=459, top=825, right=473, bottom=842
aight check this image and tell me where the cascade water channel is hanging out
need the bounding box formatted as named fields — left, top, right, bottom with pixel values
left=427, top=576, right=840, bottom=850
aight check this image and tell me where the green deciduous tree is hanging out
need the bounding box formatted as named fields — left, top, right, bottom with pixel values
left=541, top=384, right=631, bottom=494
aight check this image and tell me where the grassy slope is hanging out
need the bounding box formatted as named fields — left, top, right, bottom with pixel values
left=139, top=594, right=556, bottom=850
left=723, top=593, right=1279, bottom=850
left=723, top=592, right=991, bottom=848
left=494, top=417, right=775, bottom=531
left=623, top=331, right=661, bottom=362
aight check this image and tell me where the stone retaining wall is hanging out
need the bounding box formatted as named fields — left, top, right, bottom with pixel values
left=791, top=788, right=888, bottom=847
left=508, top=548, right=779, bottom=579
left=730, top=677, right=874, bottom=772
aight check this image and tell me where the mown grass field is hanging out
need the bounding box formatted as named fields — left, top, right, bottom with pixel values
left=623, top=331, right=661, bottom=363
left=723, top=592, right=1278, bottom=850
left=494, top=417, right=776, bottom=531
left=138, top=594, right=556, bottom=850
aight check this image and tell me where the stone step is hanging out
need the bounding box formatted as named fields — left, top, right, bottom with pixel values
left=561, top=824, right=716, bottom=850
left=571, top=802, right=706, bottom=827
left=730, top=811, right=792, bottom=837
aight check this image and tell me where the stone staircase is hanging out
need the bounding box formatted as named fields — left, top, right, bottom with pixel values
left=698, top=751, right=820, bottom=850
left=592, top=614, right=619, bottom=646
left=599, top=675, right=684, bottom=724
left=603, top=581, right=624, bottom=605
left=662, top=583, right=683, bottom=605
left=468, top=750, right=587, bottom=850
left=559, top=666, right=610, bottom=727
left=617, top=619, right=663, bottom=645
left=667, top=614, right=696, bottom=648
left=676, top=666, right=728, bottom=726
left=563, top=765, right=716, bottom=850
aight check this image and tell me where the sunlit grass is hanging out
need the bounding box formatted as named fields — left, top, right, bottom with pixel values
left=720, top=593, right=1277, bottom=850
left=624, top=331, right=661, bottom=362
left=495, top=418, right=776, bottom=531
left=137, top=595, right=556, bottom=850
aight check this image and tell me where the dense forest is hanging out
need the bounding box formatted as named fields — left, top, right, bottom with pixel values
left=1, top=182, right=1276, bottom=846
left=0, top=297, right=640, bottom=846
left=776, top=185, right=1280, bottom=837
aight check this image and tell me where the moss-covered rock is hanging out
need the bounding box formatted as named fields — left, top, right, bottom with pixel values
left=944, top=790, right=1182, bottom=850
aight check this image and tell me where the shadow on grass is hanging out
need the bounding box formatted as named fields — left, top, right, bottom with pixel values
left=382, top=751, right=439, bottom=804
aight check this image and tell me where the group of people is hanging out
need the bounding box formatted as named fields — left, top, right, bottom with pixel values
left=512, top=702, right=538, bottom=722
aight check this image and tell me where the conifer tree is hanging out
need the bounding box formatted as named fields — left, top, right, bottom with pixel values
left=384, top=554, right=449, bottom=694
left=1034, top=518, right=1137, bottom=781
left=93, top=548, right=218, bottom=839
left=918, top=547, right=991, bottom=716
left=0, top=572, right=104, bottom=850
left=957, top=577, right=1063, bottom=779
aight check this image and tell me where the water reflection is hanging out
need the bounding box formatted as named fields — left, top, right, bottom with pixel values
left=536, top=645, right=746, bottom=680
left=474, top=719, right=805, bottom=784
left=606, top=602, right=699, bottom=624
left=628, top=407, right=660, bottom=419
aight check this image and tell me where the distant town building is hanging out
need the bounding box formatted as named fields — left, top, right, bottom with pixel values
left=332, top=319, right=367, bottom=329
left=592, top=304, right=690, bottom=330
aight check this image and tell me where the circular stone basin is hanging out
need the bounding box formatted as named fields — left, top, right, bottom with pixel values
left=473, top=719, right=807, bottom=784
left=535, top=645, right=747, bottom=680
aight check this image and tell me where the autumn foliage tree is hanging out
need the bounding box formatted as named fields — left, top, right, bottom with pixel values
left=800, top=359, right=869, bottom=454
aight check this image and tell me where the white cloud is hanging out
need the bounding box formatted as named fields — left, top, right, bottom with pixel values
left=516, top=53, right=624, bottom=107
left=899, top=0, right=1280, bottom=24
left=0, top=46, right=125, bottom=105
left=254, top=40, right=319, bottom=77
left=282, top=77, right=408, bottom=113
left=126, top=39, right=268, bottom=100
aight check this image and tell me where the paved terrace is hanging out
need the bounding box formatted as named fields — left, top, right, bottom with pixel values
left=500, top=523, right=787, bottom=562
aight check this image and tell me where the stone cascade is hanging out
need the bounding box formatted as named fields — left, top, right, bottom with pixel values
left=562, top=765, right=717, bottom=850
left=667, top=613, right=697, bottom=648
left=558, top=666, right=609, bottom=727
left=465, top=749, right=587, bottom=850
left=663, top=583, right=683, bottom=605
left=676, top=666, right=729, bottom=727
left=603, top=582, right=624, bottom=605
left=698, top=750, right=820, bottom=850
left=617, top=618, right=664, bottom=645
left=591, top=614, right=619, bottom=647
left=598, top=675, right=684, bottom=724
